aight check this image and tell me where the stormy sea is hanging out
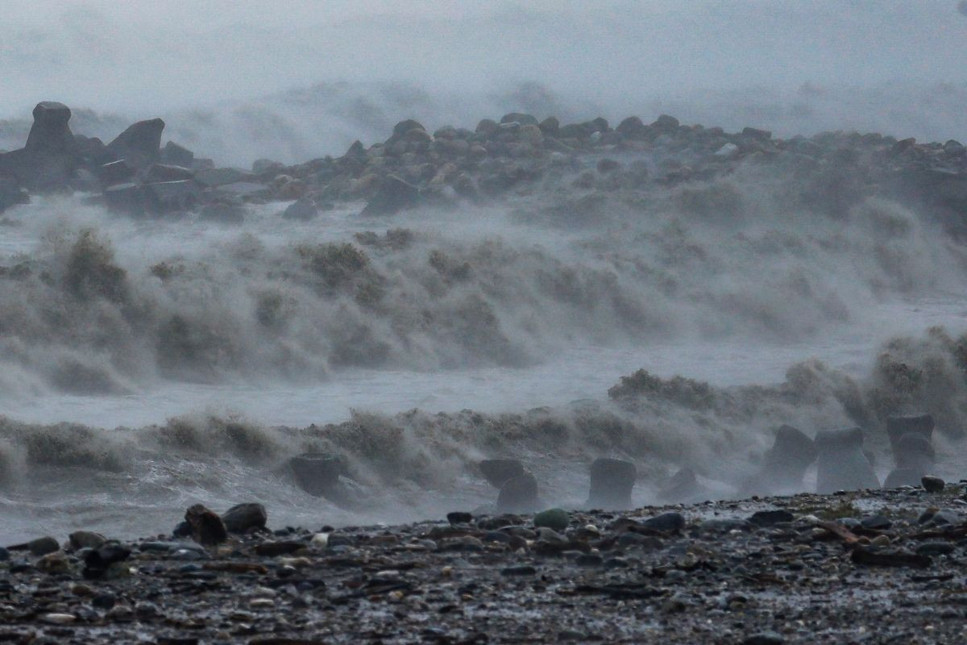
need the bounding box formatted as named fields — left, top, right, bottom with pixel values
left=1, top=1, right=967, bottom=545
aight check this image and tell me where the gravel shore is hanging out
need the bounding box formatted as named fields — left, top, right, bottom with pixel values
left=2, top=483, right=966, bottom=644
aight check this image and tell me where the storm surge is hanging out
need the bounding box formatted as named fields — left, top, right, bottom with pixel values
left=1, top=149, right=967, bottom=541
left=1, top=159, right=963, bottom=396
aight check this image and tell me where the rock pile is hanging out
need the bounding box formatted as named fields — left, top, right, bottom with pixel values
left=3, top=102, right=967, bottom=237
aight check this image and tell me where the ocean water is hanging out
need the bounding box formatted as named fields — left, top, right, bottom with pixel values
left=0, top=162, right=966, bottom=543
left=3, top=1, right=967, bottom=544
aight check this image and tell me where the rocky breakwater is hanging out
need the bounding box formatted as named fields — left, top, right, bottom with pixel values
left=4, top=102, right=967, bottom=236
left=3, top=484, right=967, bottom=643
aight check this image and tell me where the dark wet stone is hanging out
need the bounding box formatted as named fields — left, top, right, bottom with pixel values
left=282, top=197, right=318, bottom=220
left=922, top=476, right=946, bottom=493
left=255, top=541, right=305, bottom=557
left=851, top=547, right=931, bottom=568
left=326, top=534, right=353, bottom=548
left=221, top=502, right=268, bottom=533
left=97, top=159, right=137, bottom=186
left=916, top=542, right=955, bottom=556
left=743, top=632, right=785, bottom=645
left=106, top=118, right=165, bottom=168
left=698, top=518, right=751, bottom=533
left=145, top=180, right=201, bottom=212
left=748, top=510, right=795, bottom=527
left=928, top=510, right=960, bottom=526
left=642, top=512, right=685, bottom=533
left=653, top=114, right=680, bottom=131
left=24, top=101, right=75, bottom=155
left=27, top=536, right=60, bottom=557
left=497, top=473, right=539, bottom=513
left=69, top=531, right=107, bottom=550
left=616, top=116, right=647, bottom=137
left=500, top=113, right=539, bottom=126
left=0, top=175, right=28, bottom=212
left=195, top=167, right=253, bottom=187
left=144, top=163, right=193, bottom=183
left=391, top=119, right=426, bottom=139
left=446, top=512, right=473, bottom=525
left=361, top=174, right=421, bottom=216
left=501, top=565, right=536, bottom=576
left=815, top=427, right=879, bottom=493
left=475, top=514, right=525, bottom=531
left=616, top=533, right=663, bottom=549
left=478, top=459, right=525, bottom=488
left=539, top=116, right=560, bottom=137
left=172, top=521, right=192, bottom=539
left=534, top=508, right=569, bottom=532
left=91, top=592, right=116, bottom=610
left=161, top=141, right=194, bottom=168
left=481, top=531, right=513, bottom=545
left=439, top=536, right=484, bottom=553
left=586, top=457, right=636, bottom=509
left=184, top=504, right=228, bottom=546
left=83, top=543, right=132, bottom=580
left=741, top=127, right=772, bottom=141
left=575, top=553, right=604, bottom=567
left=861, top=515, right=892, bottom=530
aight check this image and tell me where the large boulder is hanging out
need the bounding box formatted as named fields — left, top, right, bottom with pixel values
left=586, top=457, right=636, bottom=509
left=747, top=425, right=817, bottom=494
left=184, top=504, right=228, bottom=546
left=497, top=472, right=539, bottom=513
left=0, top=101, right=81, bottom=192
left=361, top=174, right=421, bottom=215
left=106, top=118, right=165, bottom=168
left=815, top=427, right=879, bottom=493
left=221, top=502, right=268, bottom=534
left=24, top=102, right=76, bottom=155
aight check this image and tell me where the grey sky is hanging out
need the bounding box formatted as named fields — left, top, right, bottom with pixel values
left=2, top=1, right=964, bottom=114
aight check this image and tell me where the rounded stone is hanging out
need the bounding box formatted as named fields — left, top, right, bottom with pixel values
left=533, top=508, right=569, bottom=532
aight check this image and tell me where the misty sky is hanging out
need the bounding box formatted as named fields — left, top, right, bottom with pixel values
left=2, top=1, right=965, bottom=114
left=1, top=0, right=966, bottom=161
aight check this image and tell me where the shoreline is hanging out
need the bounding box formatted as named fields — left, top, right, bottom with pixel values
left=2, top=483, right=965, bottom=643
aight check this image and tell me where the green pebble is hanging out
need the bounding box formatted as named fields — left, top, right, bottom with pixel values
left=534, top=508, right=569, bottom=532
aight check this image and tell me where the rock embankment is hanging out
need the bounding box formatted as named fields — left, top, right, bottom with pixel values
left=3, top=485, right=967, bottom=643
left=3, top=103, right=967, bottom=239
